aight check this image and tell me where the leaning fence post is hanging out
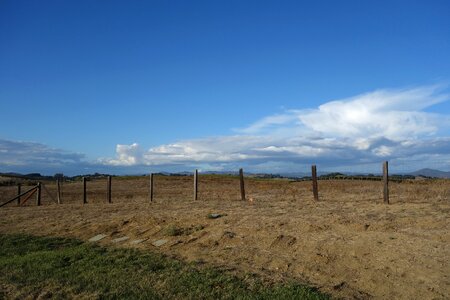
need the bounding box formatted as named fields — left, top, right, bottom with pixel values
left=383, top=161, right=389, bottom=204
left=311, top=165, right=319, bottom=201
left=56, top=179, right=61, bottom=204
left=239, top=168, right=246, bottom=200
left=83, top=177, right=87, bottom=204
left=107, top=176, right=112, bottom=203
left=149, top=173, right=154, bottom=202
left=17, top=183, right=21, bottom=206
left=194, top=169, right=198, bottom=200
left=36, top=182, right=41, bottom=206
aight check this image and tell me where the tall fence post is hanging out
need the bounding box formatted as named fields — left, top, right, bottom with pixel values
left=149, top=173, right=154, bottom=202
left=107, top=176, right=112, bottom=203
left=311, top=165, right=319, bottom=201
left=17, top=183, right=21, bottom=206
left=83, top=177, right=87, bottom=204
left=56, top=179, right=61, bottom=204
left=194, top=169, right=198, bottom=200
left=383, top=161, right=389, bottom=204
left=36, top=182, right=41, bottom=206
left=239, top=168, right=246, bottom=200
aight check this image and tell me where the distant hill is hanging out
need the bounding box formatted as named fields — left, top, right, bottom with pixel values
left=2, top=169, right=449, bottom=180
left=409, top=168, right=450, bottom=179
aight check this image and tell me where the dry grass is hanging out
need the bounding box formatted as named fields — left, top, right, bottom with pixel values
left=2, top=175, right=448, bottom=206
left=0, top=175, right=449, bottom=299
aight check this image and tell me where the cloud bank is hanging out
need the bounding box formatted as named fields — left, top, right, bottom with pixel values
left=102, top=85, right=450, bottom=172
left=1, top=85, right=448, bottom=174
left=0, top=139, right=86, bottom=174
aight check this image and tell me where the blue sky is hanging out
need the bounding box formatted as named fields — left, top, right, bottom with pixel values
left=1, top=0, right=449, bottom=175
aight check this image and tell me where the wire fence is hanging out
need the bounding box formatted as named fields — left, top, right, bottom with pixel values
left=1, top=161, right=449, bottom=208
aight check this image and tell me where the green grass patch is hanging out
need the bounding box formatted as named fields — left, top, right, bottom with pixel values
left=0, top=234, right=328, bottom=299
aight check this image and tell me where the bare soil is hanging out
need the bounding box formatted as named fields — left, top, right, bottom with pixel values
left=1, top=176, right=449, bottom=299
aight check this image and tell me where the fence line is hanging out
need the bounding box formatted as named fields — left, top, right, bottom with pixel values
left=36, top=182, right=41, bottom=206
left=383, top=161, right=389, bottom=204
left=17, top=184, right=21, bottom=205
left=22, top=188, right=37, bottom=205
left=311, top=165, right=319, bottom=201
left=239, top=168, right=246, bottom=201
left=194, top=169, right=198, bottom=201
left=3, top=160, right=442, bottom=208
left=0, top=184, right=39, bottom=208
left=83, top=177, right=87, bottom=204
left=149, top=173, right=154, bottom=202
left=107, top=176, right=112, bottom=203
left=57, top=179, right=61, bottom=204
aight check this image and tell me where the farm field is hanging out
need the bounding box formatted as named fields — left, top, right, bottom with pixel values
left=1, top=175, right=449, bottom=299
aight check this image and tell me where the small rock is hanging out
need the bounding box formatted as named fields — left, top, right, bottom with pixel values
left=88, top=234, right=107, bottom=242
left=207, top=213, right=222, bottom=219
left=152, top=239, right=168, bottom=247
left=113, top=236, right=130, bottom=243
left=130, top=238, right=148, bottom=245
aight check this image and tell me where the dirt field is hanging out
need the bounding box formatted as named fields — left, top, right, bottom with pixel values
left=1, top=176, right=449, bottom=299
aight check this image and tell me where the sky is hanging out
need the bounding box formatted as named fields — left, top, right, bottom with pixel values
left=1, top=0, right=450, bottom=175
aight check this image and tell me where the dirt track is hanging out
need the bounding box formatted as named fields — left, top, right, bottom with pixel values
left=1, top=176, right=449, bottom=299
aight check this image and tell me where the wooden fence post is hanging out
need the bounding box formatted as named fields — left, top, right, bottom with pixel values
left=149, top=173, right=154, bottom=202
left=107, top=176, right=112, bottom=203
left=17, top=183, right=21, bottom=206
left=239, top=168, right=246, bottom=200
left=36, top=182, right=41, bottom=206
left=83, top=177, right=87, bottom=204
left=311, top=165, right=319, bottom=201
left=56, top=179, right=61, bottom=204
left=194, top=169, right=198, bottom=200
left=383, top=161, right=389, bottom=204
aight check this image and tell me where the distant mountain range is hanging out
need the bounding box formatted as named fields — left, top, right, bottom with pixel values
left=1, top=168, right=449, bottom=179
left=279, top=169, right=450, bottom=179
left=408, top=168, right=450, bottom=179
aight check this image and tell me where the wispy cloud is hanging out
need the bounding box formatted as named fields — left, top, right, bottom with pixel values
left=102, top=84, right=450, bottom=172
left=295, top=85, right=448, bottom=140
left=235, top=112, right=300, bottom=135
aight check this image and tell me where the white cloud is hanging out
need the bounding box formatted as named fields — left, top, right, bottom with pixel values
left=106, top=143, right=143, bottom=166
left=102, top=85, right=450, bottom=172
